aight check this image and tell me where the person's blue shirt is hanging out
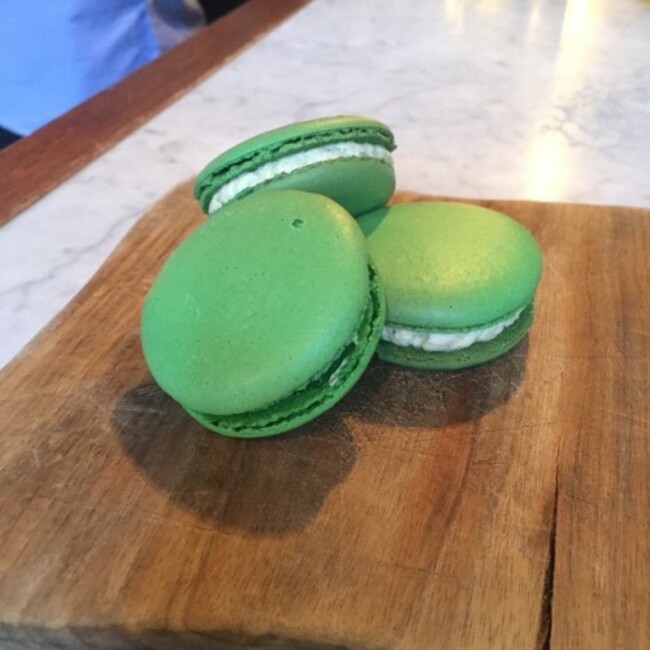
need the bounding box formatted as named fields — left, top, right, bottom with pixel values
left=0, top=0, right=203, bottom=136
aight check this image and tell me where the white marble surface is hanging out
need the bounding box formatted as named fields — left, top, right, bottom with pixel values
left=2, top=0, right=650, bottom=368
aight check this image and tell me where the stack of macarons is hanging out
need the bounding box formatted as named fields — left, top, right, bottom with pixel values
left=141, top=116, right=542, bottom=438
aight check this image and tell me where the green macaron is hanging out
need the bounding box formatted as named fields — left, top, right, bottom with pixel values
left=141, top=190, right=385, bottom=437
left=357, top=201, right=542, bottom=370
left=194, top=116, right=396, bottom=217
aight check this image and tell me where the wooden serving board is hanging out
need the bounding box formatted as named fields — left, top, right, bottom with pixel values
left=1, top=185, right=648, bottom=650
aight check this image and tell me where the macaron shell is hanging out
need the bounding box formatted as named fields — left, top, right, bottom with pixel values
left=194, top=115, right=396, bottom=214
left=378, top=303, right=533, bottom=370
left=246, top=157, right=395, bottom=217
left=141, top=190, right=370, bottom=417
left=358, top=202, right=542, bottom=329
left=187, top=265, right=385, bottom=437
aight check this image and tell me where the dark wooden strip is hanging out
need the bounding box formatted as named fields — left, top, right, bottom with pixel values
left=550, top=204, right=650, bottom=649
left=0, top=0, right=308, bottom=225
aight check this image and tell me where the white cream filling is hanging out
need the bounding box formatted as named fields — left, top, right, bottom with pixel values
left=327, top=359, right=349, bottom=387
left=208, top=142, right=393, bottom=212
left=381, top=307, right=525, bottom=353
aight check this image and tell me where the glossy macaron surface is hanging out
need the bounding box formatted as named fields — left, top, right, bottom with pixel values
left=358, top=201, right=542, bottom=330
left=357, top=201, right=542, bottom=369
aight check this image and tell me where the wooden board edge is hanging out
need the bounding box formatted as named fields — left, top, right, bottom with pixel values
left=394, top=192, right=650, bottom=216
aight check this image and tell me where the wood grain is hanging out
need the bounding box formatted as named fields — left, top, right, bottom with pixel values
left=0, top=186, right=648, bottom=649
left=0, top=0, right=308, bottom=226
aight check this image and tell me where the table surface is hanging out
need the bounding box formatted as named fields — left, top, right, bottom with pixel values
left=2, top=0, right=650, bottom=368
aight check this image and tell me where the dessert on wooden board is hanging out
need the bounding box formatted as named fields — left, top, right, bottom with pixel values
left=143, top=116, right=542, bottom=436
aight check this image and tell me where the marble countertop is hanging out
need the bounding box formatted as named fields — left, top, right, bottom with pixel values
left=2, top=0, right=650, bottom=368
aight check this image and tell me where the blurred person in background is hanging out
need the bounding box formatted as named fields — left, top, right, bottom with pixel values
left=0, top=0, right=244, bottom=149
